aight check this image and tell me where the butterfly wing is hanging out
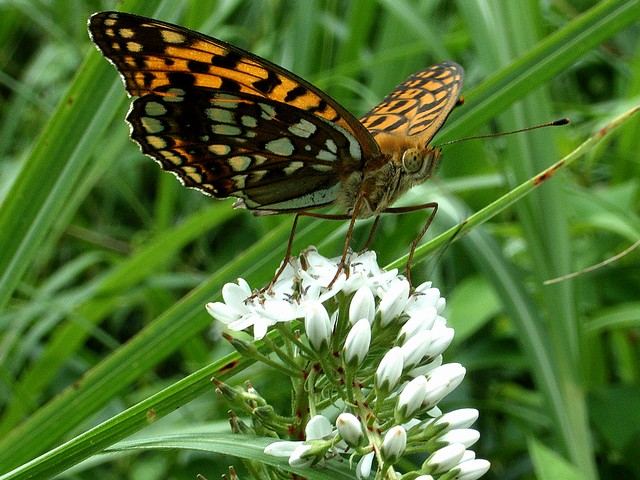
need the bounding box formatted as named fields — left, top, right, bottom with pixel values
left=88, top=12, right=379, bottom=156
left=359, top=62, right=463, bottom=145
left=127, top=87, right=366, bottom=213
left=88, top=11, right=384, bottom=213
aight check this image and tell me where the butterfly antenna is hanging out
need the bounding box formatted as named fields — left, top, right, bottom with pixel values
left=436, top=118, right=569, bottom=148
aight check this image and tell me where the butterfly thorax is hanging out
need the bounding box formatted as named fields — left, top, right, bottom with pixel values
left=337, top=134, right=441, bottom=219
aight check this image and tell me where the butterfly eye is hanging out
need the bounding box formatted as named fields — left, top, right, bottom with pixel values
left=401, top=148, right=423, bottom=174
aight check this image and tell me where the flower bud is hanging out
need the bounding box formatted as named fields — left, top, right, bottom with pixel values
left=380, top=426, right=407, bottom=464
left=376, top=346, right=404, bottom=394
left=379, top=279, right=410, bottom=326
left=438, top=429, right=480, bottom=448
left=396, top=375, right=428, bottom=422
left=453, top=459, right=491, bottom=480
left=306, top=414, right=333, bottom=440
left=424, top=443, right=465, bottom=474
left=349, top=285, right=375, bottom=325
left=422, top=364, right=466, bottom=409
left=401, top=330, right=434, bottom=370
left=343, top=318, right=371, bottom=366
left=434, top=409, right=479, bottom=431
left=336, top=413, right=364, bottom=448
left=304, top=301, right=332, bottom=351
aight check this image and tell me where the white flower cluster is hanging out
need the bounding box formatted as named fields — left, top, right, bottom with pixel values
left=207, top=247, right=489, bottom=479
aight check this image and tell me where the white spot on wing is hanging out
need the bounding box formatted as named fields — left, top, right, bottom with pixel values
left=241, top=115, right=258, bottom=127
left=288, top=119, right=316, bottom=138
left=228, top=156, right=252, bottom=172
left=141, top=117, right=164, bottom=134
left=212, top=124, right=242, bottom=136
left=161, top=29, right=186, bottom=44
left=283, top=161, right=304, bottom=175
left=145, top=102, right=167, bottom=116
left=316, top=150, right=336, bottom=161
left=208, top=144, right=231, bottom=155
left=206, top=107, right=234, bottom=124
left=265, top=137, right=294, bottom=156
left=146, top=135, right=167, bottom=149
left=126, top=41, right=143, bottom=53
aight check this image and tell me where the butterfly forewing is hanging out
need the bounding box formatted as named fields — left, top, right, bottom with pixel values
left=360, top=62, right=463, bottom=145
left=88, top=11, right=379, bottom=159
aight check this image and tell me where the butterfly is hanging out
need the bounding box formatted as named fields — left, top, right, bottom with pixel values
left=88, top=11, right=463, bottom=285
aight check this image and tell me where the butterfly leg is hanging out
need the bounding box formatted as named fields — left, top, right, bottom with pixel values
left=259, top=211, right=304, bottom=295
left=383, top=202, right=438, bottom=287
left=362, top=215, right=382, bottom=251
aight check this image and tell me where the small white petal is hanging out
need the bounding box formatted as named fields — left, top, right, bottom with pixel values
left=343, top=318, right=371, bottom=366
left=251, top=316, right=270, bottom=340
left=415, top=476, right=435, bottom=480
left=306, top=414, right=333, bottom=439
left=289, top=444, right=315, bottom=467
left=376, top=346, right=404, bottom=393
left=380, top=426, right=407, bottom=464
left=356, top=451, right=374, bottom=479
left=349, top=286, right=375, bottom=325
left=221, top=279, right=251, bottom=306
left=264, top=440, right=302, bottom=457
left=205, top=301, right=240, bottom=324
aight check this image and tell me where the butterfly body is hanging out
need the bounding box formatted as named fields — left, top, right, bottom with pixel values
left=88, top=11, right=463, bottom=221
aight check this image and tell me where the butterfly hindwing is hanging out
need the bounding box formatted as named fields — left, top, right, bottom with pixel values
left=128, top=87, right=365, bottom=212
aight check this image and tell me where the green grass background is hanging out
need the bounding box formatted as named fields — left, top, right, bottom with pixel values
left=0, top=0, right=639, bottom=479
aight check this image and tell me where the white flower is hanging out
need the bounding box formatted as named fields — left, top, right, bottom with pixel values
left=211, top=247, right=488, bottom=479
